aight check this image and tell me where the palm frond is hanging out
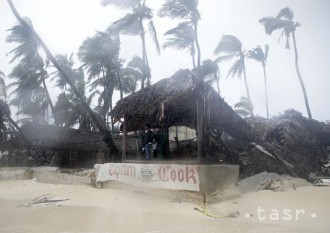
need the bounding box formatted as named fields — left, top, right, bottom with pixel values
left=101, top=0, right=139, bottom=9
left=214, top=54, right=234, bottom=63
left=158, top=0, right=200, bottom=22
left=214, top=35, right=242, bottom=55
left=276, top=7, right=293, bottom=21
left=163, top=22, right=194, bottom=52
left=259, top=17, right=290, bottom=35
left=226, top=59, right=243, bottom=79
left=234, top=96, right=254, bottom=117
left=111, top=13, right=140, bottom=36
left=247, top=44, right=269, bottom=63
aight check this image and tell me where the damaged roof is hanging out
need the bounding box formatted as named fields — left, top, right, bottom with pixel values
left=111, top=69, right=254, bottom=141
left=0, top=123, right=106, bottom=151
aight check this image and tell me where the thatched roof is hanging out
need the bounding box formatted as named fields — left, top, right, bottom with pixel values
left=0, top=123, right=106, bottom=151
left=112, top=69, right=254, bottom=141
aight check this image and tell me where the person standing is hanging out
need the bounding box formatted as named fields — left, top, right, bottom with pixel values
left=144, top=124, right=153, bottom=160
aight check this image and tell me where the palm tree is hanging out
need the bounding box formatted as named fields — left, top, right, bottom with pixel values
left=248, top=45, right=270, bottom=119
left=102, top=0, right=160, bottom=89
left=162, top=22, right=196, bottom=69
left=199, top=59, right=220, bottom=95
left=234, top=96, right=254, bottom=118
left=6, top=58, right=48, bottom=124
left=50, top=53, right=77, bottom=92
left=0, top=71, right=6, bottom=101
left=260, top=7, right=312, bottom=119
left=6, top=0, right=116, bottom=151
left=78, top=31, right=121, bottom=126
left=54, top=69, right=96, bottom=130
left=214, top=35, right=254, bottom=117
left=6, top=21, right=57, bottom=124
left=159, top=0, right=201, bottom=71
left=159, top=0, right=206, bottom=162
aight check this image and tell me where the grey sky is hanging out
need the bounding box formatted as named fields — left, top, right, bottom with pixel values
left=0, top=0, right=329, bottom=121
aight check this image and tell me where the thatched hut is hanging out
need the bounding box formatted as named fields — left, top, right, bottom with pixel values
left=111, top=69, right=254, bottom=161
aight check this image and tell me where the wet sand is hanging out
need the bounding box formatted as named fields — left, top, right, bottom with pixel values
left=0, top=180, right=329, bottom=233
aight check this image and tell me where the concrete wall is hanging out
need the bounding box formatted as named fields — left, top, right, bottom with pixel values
left=0, top=167, right=91, bottom=185
left=96, top=163, right=239, bottom=194
left=198, top=165, right=239, bottom=194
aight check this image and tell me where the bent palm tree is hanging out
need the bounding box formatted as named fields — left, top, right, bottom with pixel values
left=214, top=35, right=253, bottom=117
left=163, top=22, right=196, bottom=69
left=102, top=0, right=160, bottom=88
left=248, top=45, right=270, bottom=119
left=159, top=0, right=201, bottom=71
left=7, top=0, right=116, bottom=150
left=6, top=21, right=57, bottom=124
left=260, top=7, right=312, bottom=119
left=159, top=0, right=206, bottom=162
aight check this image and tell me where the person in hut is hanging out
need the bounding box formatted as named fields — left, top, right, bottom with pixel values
left=144, top=124, right=153, bottom=160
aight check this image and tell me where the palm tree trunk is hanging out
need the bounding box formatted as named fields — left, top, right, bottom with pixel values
left=193, top=22, right=201, bottom=73
left=41, top=77, right=58, bottom=124
left=262, top=63, right=269, bottom=119
left=215, top=73, right=220, bottom=95
left=140, top=20, right=150, bottom=89
left=193, top=21, right=205, bottom=163
left=116, top=71, right=123, bottom=100
left=242, top=60, right=254, bottom=117
left=6, top=0, right=116, bottom=151
left=292, top=31, right=312, bottom=119
left=191, top=45, right=196, bottom=70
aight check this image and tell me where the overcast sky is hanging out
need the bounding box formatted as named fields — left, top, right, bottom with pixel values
left=0, top=0, right=329, bottom=121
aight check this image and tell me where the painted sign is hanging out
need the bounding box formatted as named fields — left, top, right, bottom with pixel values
left=96, top=163, right=200, bottom=191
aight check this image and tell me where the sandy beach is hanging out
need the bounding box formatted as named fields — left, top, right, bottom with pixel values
left=0, top=180, right=329, bottom=233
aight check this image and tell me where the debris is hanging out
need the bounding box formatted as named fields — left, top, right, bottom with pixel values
left=194, top=205, right=240, bottom=218
left=237, top=171, right=311, bottom=193
left=313, top=178, right=330, bottom=186
left=21, top=194, right=69, bottom=207
left=241, top=110, right=330, bottom=179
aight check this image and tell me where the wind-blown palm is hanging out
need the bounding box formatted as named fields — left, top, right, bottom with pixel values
left=6, top=21, right=56, bottom=124
left=79, top=31, right=135, bottom=127
left=199, top=59, right=220, bottom=95
left=214, top=35, right=253, bottom=116
left=159, top=0, right=201, bottom=71
left=50, top=53, right=77, bottom=91
left=102, top=0, right=160, bottom=89
left=163, top=22, right=196, bottom=69
left=234, top=96, right=254, bottom=118
left=54, top=68, right=96, bottom=130
left=159, top=0, right=206, bottom=162
left=248, top=45, right=270, bottom=119
left=260, top=7, right=312, bottom=119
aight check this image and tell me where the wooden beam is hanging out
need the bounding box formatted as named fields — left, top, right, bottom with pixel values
left=122, top=116, right=128, bottom=162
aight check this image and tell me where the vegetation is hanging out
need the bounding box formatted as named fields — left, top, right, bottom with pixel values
left=1, top=1, right=315, bottom=144
left=102, top=0, right=160, bottom=88
left=214, top=35, right=254, bottom=117
left=248, top=45, right=270, bottom=119
left=260, top=7, right=312, bottom=119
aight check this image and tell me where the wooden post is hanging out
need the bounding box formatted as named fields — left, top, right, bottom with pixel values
left=197, top=97, right=205, bottom=163
left=122, top=116, right=127, bottom=162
